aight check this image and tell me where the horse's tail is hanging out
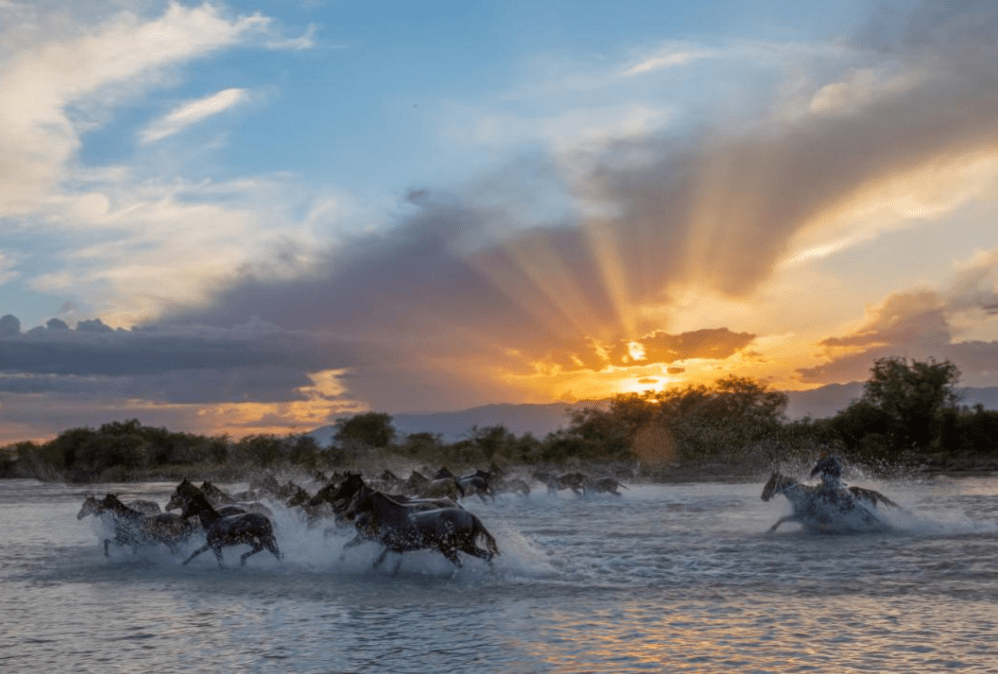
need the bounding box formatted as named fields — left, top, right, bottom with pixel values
left=472, top=514, right=499, bottom=557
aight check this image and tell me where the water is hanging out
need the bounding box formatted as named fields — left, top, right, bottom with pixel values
left=3, top=475, right=998, bottom=673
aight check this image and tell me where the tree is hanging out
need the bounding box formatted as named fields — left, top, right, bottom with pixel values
left=334, top=412, right=395, bottom=449
left=856, top=356, right=962, bottom=456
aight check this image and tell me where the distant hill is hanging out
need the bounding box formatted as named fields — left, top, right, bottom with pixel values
left=307, top=384, right=998, bottom=446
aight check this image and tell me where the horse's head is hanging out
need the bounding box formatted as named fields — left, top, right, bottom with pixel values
left=166, top=478, right=199, bottom=511
left=77, top=494, right=103, bottom=519
left=761, top=471, right=795, bottom=502
left=309, top=473, right=364, bottom=509
left=343, top=484, right=377, bottom=521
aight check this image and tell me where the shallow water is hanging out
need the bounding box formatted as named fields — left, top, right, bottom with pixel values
left=3, top=475, right=998, bottom=673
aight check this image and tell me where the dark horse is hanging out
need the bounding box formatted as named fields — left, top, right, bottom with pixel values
left=346, top=488, right=499, bottom=572
left=310, top=473, right=461, bottom=520
left=166, top=478, right=275, bottom=521
left=761, top=471, right=900, bottom=533
left=78, top=494, right=197, bottom=556
left=181, top=494, right=282, bottom=567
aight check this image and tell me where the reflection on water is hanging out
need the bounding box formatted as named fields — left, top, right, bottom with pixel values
left=3, top=478, right=998, bottom=672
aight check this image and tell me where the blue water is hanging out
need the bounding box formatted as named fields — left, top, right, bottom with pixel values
left=3, top=474, right=998, bottom=673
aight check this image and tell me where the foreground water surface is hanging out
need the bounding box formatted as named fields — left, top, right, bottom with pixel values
left=3, top=474, right=998, bottom=673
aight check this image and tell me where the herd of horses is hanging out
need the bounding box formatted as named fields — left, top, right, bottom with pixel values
left=75, top=466, right=624, bottom=571
left=76, top=458, right=907, bottom=571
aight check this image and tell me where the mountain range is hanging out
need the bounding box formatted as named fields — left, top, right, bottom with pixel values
left=308, top=382, right=998, bottom=445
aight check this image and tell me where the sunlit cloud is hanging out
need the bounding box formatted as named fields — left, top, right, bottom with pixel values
left=618, top=45, right=713, bottom=77
left=138, top=87, right=250, bottom=144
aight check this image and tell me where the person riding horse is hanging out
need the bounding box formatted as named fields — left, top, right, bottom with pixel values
left=808, top=456, right=854, bottom=507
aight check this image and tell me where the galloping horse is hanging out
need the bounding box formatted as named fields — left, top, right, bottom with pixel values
left=584, top=477, right=628, bottom=496
left=434, top=468, right=494, bottom=502
left=78, top=494, right=197, bottom=556
left=180, top=494, right=282, bottom=567
left=78, top=494, right=160, bottom=516
left=406, top=471, right=465, bottom=501
left=166, top=479, right=275, bottom=521
left=760, top=471, right=898, bottom=533
left=346, top=488, right=499, bottom=572
left=533, top=470, right=588, bottom=495
left=310, top=473, right=461, bottom=520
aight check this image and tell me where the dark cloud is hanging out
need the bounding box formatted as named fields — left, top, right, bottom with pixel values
left=0, top=315, right=363, bottom=403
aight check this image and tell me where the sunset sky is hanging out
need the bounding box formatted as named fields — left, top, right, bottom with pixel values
left=2, top=0, right=998, bottom=444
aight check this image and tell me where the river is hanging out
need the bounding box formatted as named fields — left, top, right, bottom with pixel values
left=2, top=474, right=997, bottom=673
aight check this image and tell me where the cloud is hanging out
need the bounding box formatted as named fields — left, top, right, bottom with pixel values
left=800, top=246, right=998, bottom=385
left=618, top=45, right=714, bottom=77
left=0, top=315, right=361, bottom=401
left=0, top=2, right=275, bottom=217
left=138, top=2, right=998, bottom=413
left=138, top=87, right=250, bottom=144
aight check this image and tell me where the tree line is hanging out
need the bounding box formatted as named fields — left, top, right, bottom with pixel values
left=2, top=356, right=997, bottom=483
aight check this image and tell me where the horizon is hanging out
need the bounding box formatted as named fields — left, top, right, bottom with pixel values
left=3, top=2, right=998, bottom=444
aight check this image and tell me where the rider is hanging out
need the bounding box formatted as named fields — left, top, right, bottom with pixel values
left=809, top=456, right=854, bottom=508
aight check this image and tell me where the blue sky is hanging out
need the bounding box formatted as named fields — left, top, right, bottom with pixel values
left=3, top=1, right=998, bottom=442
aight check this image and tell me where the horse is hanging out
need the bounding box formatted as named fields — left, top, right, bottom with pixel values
left=760, top=471, right=897, bottom=533
left=78, top=494, right=198, bottom=556
left=250, top=473, right=284, bottom=499
left=199, top=481, right=237, bottom=505
left=533, top=470, right=587, bottom=495
left=283, top=483, right=336, bottom=526
left=346, top=488, right=499, bottom=572
left=406, top=470, right=465, bottom=501
left=310, top=473, right=461, bottom=520
left=180, top=494, right=282, bottom=567
left=125, top=499, right=163, bottom=515
left=166, top=479, right=275, bottom=521
left=78, top=494, right=160, bottom=517
left=434, top=467, right=494, bottom=502
left=495, top=477, right=531, bottom=497
left=584, top=477, right=628, bottom=496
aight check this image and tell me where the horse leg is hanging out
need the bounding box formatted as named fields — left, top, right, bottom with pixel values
left=768, top=515, right=793, bottom=533
left=372, top=547, right=390, bottom=570
left=461, top=544, right=494, bottom=563
left=183, top=543, right=211, bottom=565
left=439, top=545, right=463, bottom=568
left=213, top=545, right=225, bottom=567
left=264, top=537, right=282, bottom=561
left=240, top=542, right=264, bottom=566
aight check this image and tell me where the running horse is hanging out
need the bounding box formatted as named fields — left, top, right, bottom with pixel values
left=77, top=494, right=198, bottom=556
left=405, top=471, right=465, bottom=501
left=533, top=470, right=588, bottom=495
left=760, top=471, right=899, bottom=533
left=434, top=467, right=494, bottom=502
left=310, top=473, right=461, bottom=521
left=180, top=494, right=282, bottom=567
left=346, top=488, right=499, bottom=573
left=166, top=479, right=275, bottom=521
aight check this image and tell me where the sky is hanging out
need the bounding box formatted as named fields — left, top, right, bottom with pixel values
left=2, top=0, right=998, bottom=444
